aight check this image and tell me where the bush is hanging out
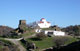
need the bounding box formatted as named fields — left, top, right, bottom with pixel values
left=36, top=32, right=47, bottom=40
left=0, top=39, right=19, bottom=51
left=62, top=25, right=80, bottom=36
left=53, top=36, right=70, bottom=48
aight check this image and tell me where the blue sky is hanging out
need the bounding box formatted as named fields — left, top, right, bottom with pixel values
left=0, top=0, right=80, bottom=28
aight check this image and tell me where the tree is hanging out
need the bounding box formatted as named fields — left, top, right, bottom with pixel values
left=53, top=36, right=70, bottom=48
left=62, top=25, right=80, bottom=36
left=36, top=32, right=47, bottom=40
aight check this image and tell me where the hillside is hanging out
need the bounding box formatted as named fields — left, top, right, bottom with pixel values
left=0, top=26, right=14, bottom=36
left=0, top=39, right=19, bottom=51
left=62, top=25, right=80, bottom=36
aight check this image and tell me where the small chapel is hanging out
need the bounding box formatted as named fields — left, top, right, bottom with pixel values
left=29, top=18, right=51, bottom=28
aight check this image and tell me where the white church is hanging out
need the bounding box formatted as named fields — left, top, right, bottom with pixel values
left=29, top=18, right=65, bottom=36
left=37, top=18, right=51, bottom=28
left=29, top=18, right=51, bottom=28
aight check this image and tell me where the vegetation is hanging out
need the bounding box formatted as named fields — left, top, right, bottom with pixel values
left=0, top=38, right=14, bottom=45
left=22, top=32, right=36, bottom=37
left=0, top=38, right=19, bottom=51
left=22, top=36, right=78, bottom=50
left=62, top=25, right=80, bottom=36
left=6, top=35, right=22, bottom=39
left=26, top=37, right=54, bottom=50
left=42, top=25, right=61, bottom=31
left=42, top=28, right=55, bottom=30
left=0, top=26, right=14, bottom=37
left=36, top=32, right=47, bottom=40
left=0, top=24, right=80, bottom=51
left=0, top=25, right=22, bottom=39
left=53, top=36, right=77, bottom=48
left=0, top=26, right=35, bottom=39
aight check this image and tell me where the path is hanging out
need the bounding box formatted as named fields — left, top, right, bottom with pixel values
left=4, top=38, right=26, bottom=51
left=0, top=34, right=36, bottom=51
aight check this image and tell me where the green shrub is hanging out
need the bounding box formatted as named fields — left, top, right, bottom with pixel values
left=36, top=32, right=47, bottom=40
left=53, top=36, right=71, bottom=48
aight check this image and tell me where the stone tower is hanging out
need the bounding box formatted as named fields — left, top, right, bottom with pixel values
left=18, top=20, right=27, bottom=30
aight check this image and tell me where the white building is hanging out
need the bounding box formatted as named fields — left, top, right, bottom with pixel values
left=29, top=18, right=51, bottom=28
left=28, top=18, right=65, bottom=36
left=37, top=18, right=51, bottom=28
left=43, top=30, right=65, bottom=36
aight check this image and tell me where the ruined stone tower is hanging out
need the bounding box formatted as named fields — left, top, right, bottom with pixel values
left=18, top=20, right=27, bottom=30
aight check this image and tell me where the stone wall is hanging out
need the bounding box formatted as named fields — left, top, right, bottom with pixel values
left=18, top=20, right=27, bottom=30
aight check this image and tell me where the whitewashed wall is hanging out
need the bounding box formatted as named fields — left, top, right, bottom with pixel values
left=44, top=30, right=65, bottom=36
left=38, top=23, right=51, bottom=28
